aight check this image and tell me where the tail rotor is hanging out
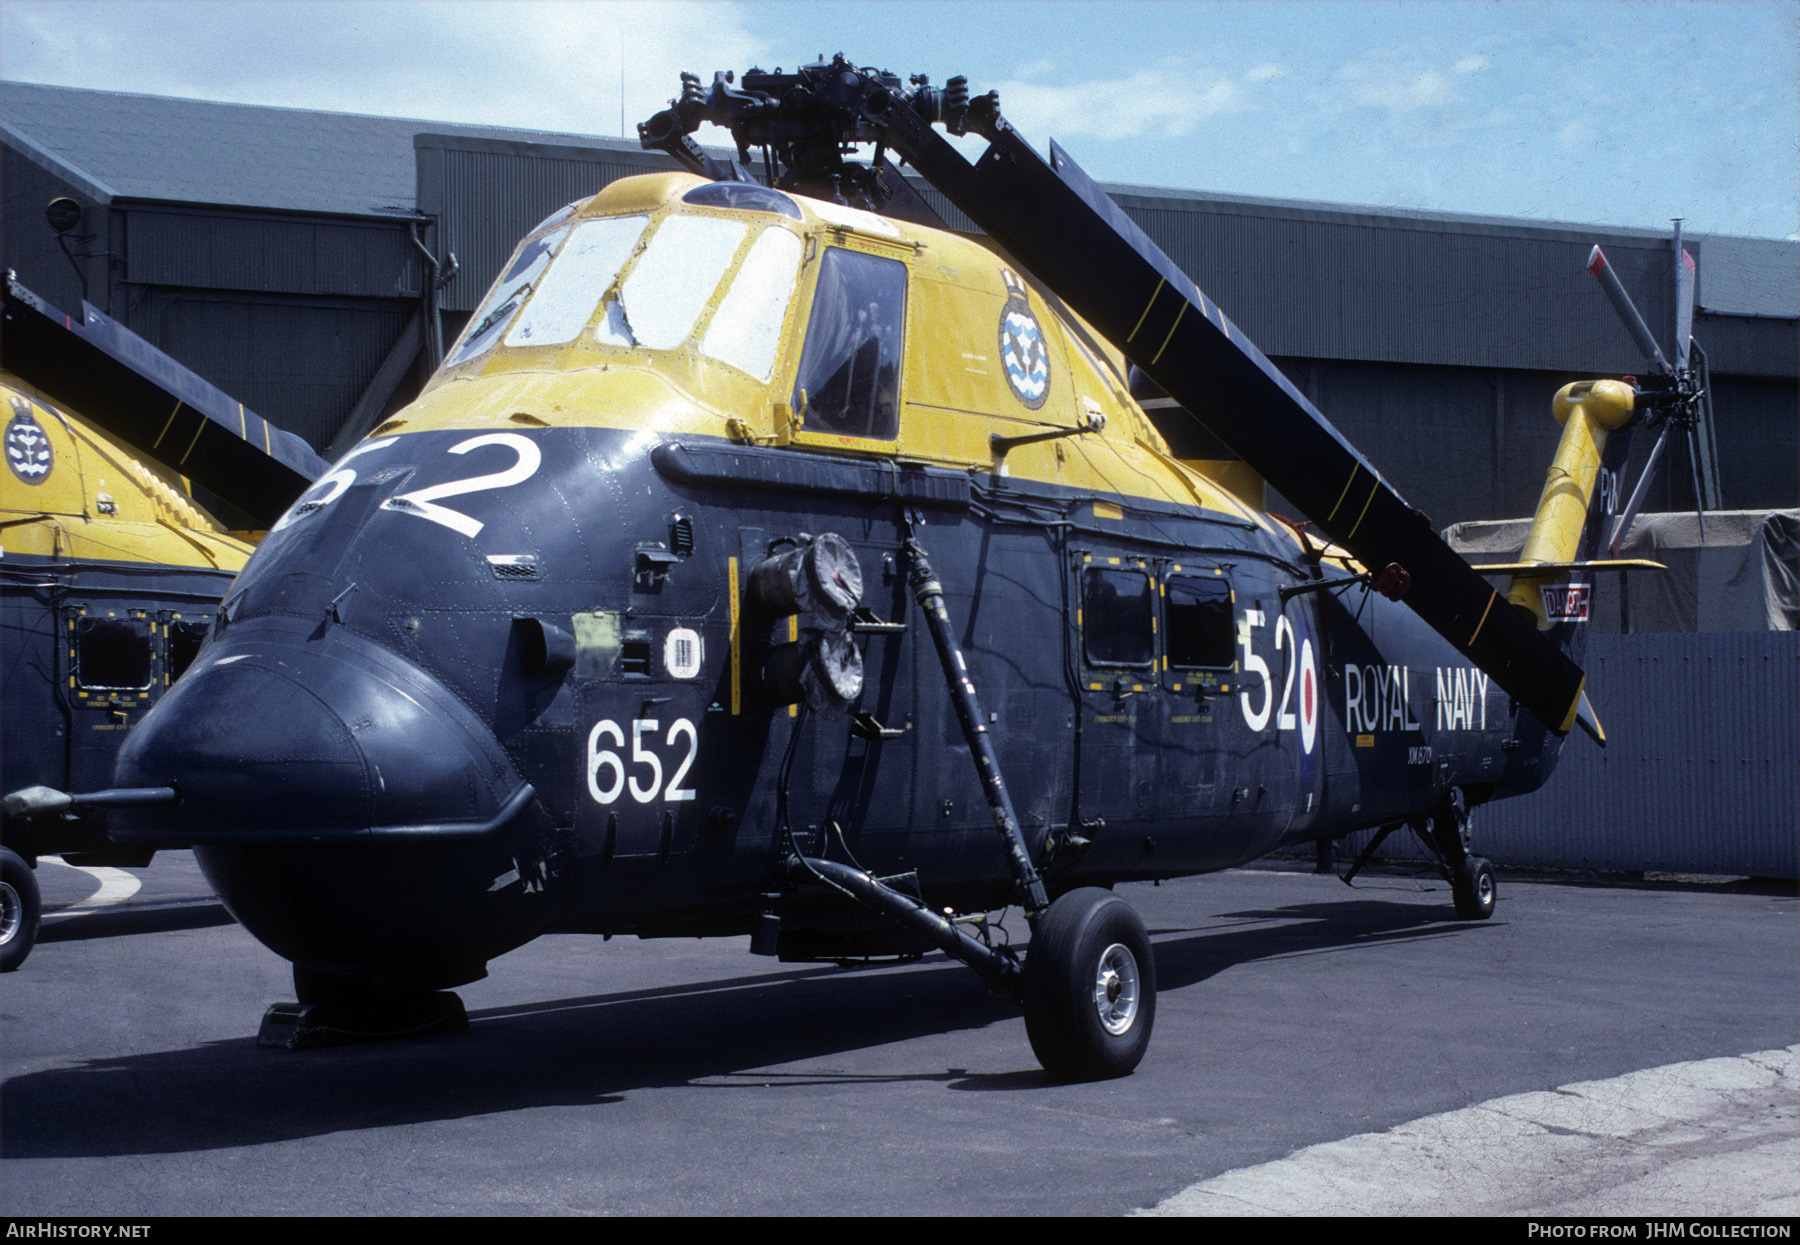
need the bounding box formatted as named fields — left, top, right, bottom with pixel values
left=1585, top=229, right=1720, bottom=554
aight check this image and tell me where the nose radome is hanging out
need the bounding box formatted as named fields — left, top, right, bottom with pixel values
left=114, top=616, right=524, bottom=842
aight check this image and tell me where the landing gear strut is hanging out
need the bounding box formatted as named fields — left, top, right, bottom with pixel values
left=782, top=524, right=1158, bottom=1081
left=1429, top=789, right=1497, bottom=921
left=1337, top=789, right=1498, bottom=921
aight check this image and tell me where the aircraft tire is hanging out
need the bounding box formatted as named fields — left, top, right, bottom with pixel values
left=1023, top=888, right=1156, bottom=1081
left=1, top=846, right=41, bottom=972
left=1453, top=856, right=1497, bottom=920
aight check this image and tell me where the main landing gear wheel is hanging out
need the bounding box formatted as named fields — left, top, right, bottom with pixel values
left=1, top=846, right=42, bottom=972
left=1453, top=855, right=1497, bottom=921
left=1023, top=887, right=1156, bottom=1081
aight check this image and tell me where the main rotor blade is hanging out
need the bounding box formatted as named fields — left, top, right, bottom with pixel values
left=1608, top=422, right=1671, bottom=557
left=1673, top=246, right=1696, bottom=373
left=1587, top=246, right=1672, bottom=376
left=2, top=278, right=327, bottom=525
left=877, top=110, right=1587, bottom=735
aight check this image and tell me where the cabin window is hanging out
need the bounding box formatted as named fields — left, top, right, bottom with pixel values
left=504, top=215, right=649, bottom=348
left=700, top=226, right=803, bottom=381
left=449, top=224, right=571, bottom=365
left=75, top=616, right=153, bottom=691
left=596, top=214, right=747, bottom=350
left=1082, top=567, right=1154, bottom=667
left=1164, top=575, right=1234, bottom=669
left=166, top=617, right=210, bottom=682
left=792, top=248, right=906, bottom=440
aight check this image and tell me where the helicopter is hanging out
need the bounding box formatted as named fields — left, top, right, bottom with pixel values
left=0, top=274, right=325, bottom=971
left=51, top=56, right=1667, bottom=1078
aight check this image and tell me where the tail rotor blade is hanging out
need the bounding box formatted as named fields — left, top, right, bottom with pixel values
left=1588, top=245, right=1672, bottom=375
left=1673, top=246, right=1697, bottom=373
left=1609, top=422, right=1671, bottom=556
left=1684, top=421, right=1708, bottom=539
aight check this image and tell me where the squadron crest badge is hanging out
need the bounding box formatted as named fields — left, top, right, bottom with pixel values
left=999, top=268, right=1050, bottom=409
left=5, top=398, right=53, bottom=484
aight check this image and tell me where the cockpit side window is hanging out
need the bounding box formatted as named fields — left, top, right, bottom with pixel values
left=792, top=248, right=906, bottom=440
left=448, top=224, right=571, bottom=365
left=504, top=215, right=649, bottom=348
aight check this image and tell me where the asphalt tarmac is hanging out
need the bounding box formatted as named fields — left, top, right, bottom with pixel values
left=1, top=852, right=1793, bottom=1217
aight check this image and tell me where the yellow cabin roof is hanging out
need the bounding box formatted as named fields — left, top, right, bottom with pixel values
left=381, top=171, right=1273, bottom=529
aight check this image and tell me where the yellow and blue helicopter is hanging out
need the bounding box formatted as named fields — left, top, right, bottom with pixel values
left=58, top=59, right=1669, bottom=1077
left=0, top=276, right=325, bottom=970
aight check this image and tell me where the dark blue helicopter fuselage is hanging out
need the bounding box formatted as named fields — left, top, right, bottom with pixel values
left=113, top=422, right=1564, bottom=990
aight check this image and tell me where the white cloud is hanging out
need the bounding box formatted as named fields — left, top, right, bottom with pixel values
left=1292, top=46, right=1505, bottom=152
left=993, top=60, right=1253, bottom=143
left=1338, top=58, right=1460, bottom=115
left=1245, top=62, right=1284, bottom=82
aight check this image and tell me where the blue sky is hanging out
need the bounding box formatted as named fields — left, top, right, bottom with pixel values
left=3, top=1, right=1794, bottom=238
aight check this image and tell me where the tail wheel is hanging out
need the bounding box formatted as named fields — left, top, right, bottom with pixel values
left=2, top=846, right=42, bottom=972
left=1023, top=888, right=1156, bottom=1080
left=1453, top=855, right=1497, bottom=920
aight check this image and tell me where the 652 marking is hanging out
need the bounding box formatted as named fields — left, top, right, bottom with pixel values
left=586, top=718, right=698, bottom=805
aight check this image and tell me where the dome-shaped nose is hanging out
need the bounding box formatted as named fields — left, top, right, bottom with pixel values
left=113, top=616, right=527, bottom=844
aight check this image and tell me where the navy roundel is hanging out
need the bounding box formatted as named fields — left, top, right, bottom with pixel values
left=998, top=270, right=1050, bottom=410
left=5, top=400, right=53, bottom=485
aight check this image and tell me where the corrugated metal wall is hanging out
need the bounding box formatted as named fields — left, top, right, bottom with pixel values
left=1264, top=358, right=1800, bottom=525
left=126, top=207, right=421, bottom=299
left=135, top=288, right=412, bottom=450
left=1113, top=192, right=1690, bottom=377
left=1332, top=632, right=1799, bottom=877
left=2, top=141, right=106, bottom=317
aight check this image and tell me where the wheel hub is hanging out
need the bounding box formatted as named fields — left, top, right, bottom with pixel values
left=1092, top=942, right=1140, bottom=1035
left=1, top=879, right=20, bottom=945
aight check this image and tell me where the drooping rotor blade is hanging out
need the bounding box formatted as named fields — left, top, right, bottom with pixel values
left=1673, top=245, right=1696, bottom=373
left=870, top=105, right=1588, bottom=735
left=2, top=277, right=326, bottom=525
left=1608, top=422, right=1671, bottom=556
left=1587, top=245, right=1672, bottom=376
